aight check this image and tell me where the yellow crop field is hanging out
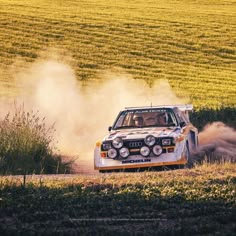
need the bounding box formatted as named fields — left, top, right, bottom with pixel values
left=0, top=0, right=235, bottom=108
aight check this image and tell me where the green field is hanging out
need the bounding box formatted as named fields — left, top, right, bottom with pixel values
left=0, top=163, right=235, bottom=235
left=0, top=0, right=235, bottom=108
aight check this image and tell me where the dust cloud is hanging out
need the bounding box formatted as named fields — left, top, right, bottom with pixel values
left=1, top=58, right=235, bottom=173
left=191, top=122, right=236, bottom=164
left=1, top=59, right=187, bottom=173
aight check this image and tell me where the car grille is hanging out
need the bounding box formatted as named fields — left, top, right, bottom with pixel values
left=122, top=138, right=165, bottom=156
left=125, top=140, right=144, bottom=148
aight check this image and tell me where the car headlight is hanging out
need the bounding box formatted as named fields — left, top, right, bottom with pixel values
left=119, top=147, right=129, bottom=159
left=144, top=135, right=156, bottom=146
left=140, top=146, right=150, bottom=157
left=102, top=142, right=112, bottom=150
left=162, top=139, right=171, bottom=146
left=112, top=137, right=123, bottom=149
left=153, top=145, right=162, bottom=156
left=107, top=148, right=118, bottom=159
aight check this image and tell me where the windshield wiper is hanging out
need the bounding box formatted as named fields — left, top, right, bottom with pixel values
left=115, top=125, right=138, bottom=129
left=144, top=123, right=176, bottom=128
left=144, top=125, right=165, bottom=128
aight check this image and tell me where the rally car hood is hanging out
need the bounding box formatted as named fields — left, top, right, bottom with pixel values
left=104, top=127, right=181, bottom=141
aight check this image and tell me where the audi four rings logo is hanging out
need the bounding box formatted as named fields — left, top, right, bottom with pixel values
left=129, top=141, right=143, bottom=148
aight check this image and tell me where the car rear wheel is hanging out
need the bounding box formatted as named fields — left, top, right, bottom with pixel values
left=178, top=142, right=190, bottom=169
left=184, top=142, right=191, bottom=167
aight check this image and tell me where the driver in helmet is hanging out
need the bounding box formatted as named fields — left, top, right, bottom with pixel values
left=156, top=112, right=167, bottom=125
left=133, top=114, right=144, bottom=127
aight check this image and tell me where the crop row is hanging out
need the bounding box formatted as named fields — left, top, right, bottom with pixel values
left=0, top=0, right=235, bottom=108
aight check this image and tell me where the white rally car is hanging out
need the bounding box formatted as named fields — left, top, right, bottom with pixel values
left=94, top=105, right=198, bottom=172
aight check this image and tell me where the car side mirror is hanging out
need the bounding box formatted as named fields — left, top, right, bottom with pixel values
left=108, top=126, right=112, bottom=131
left=180, top=121, right=186, bottom=128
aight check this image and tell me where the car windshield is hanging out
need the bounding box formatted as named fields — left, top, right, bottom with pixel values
left=113, top=109, right=177, bottom=129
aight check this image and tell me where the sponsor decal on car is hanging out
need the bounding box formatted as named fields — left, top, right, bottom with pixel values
left=122, top=159, right=151, bottom=164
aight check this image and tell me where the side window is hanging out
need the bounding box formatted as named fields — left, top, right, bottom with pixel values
left=173, top=108, right=183, bottom=126
left=181, top=111, right=190, bottom=123
left=167, top=112, right=177, bottom=126
left=176, top=110, right=190, bottom=125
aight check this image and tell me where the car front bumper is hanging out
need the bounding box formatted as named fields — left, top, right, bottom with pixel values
left=94, top=144, right=187, bottom=171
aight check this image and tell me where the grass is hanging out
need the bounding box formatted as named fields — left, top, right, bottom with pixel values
left=0, top=0, right=235, bottom=108
left=0, top=2, right=235, bottom=233
left=0, top=104, right=72, bottom=175
left=0, top=163, right=235, bottom=235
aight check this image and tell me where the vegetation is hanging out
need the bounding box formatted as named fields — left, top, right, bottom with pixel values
left=0, top=105, right=72, bottom=175
left=0, top=163, right=235, bottom=235
left=191, top=106, right=236, bottom=130
left=0, top=0, right=235, bottom=108
left=0, top=1, right=235, bottom=233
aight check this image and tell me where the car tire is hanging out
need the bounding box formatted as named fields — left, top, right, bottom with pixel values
left=178, top=142, right=190, bottom=169
left=184, top=142, right=192, bottom=168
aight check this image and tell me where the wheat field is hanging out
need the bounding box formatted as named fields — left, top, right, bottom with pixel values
left=0, top=0, right=235, bottom=108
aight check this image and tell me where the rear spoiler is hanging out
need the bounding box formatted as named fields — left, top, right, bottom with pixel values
left=174, top=104, right=193, bottom=112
